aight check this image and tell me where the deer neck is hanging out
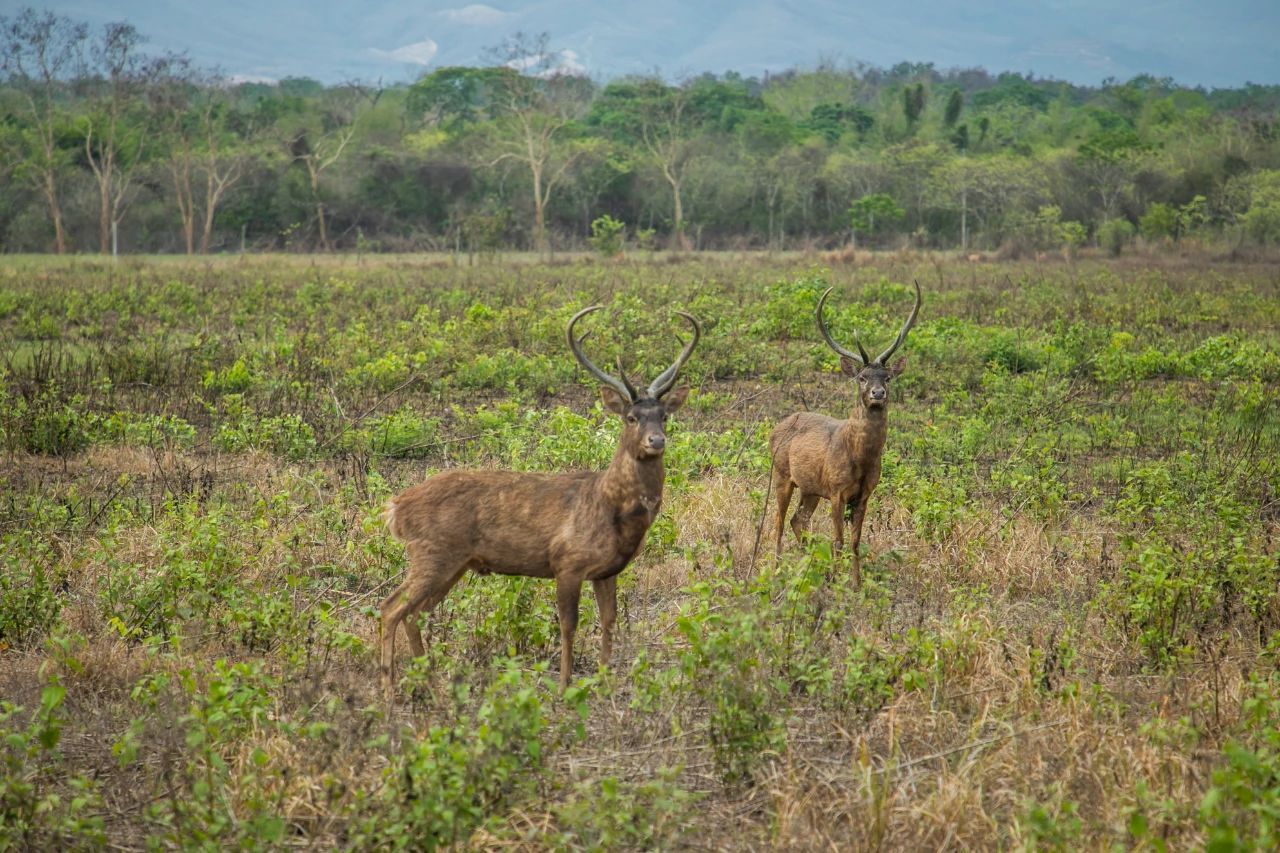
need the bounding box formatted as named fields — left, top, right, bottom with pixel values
left=601, top=444, right=665, bottom=514
left=841, top=403, right=888, bottom=458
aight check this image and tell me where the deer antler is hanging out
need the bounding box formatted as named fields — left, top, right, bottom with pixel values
left=874, top=279, right=923, bottom=365
left=646, top=311, right=701, bottom=399
left=816, top=287, right=871, bottom=366
left=567, top=306, right=636, bottom=402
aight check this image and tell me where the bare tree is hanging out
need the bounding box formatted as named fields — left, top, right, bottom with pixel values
left=0, top=8, right=87, bottom=253
left=80, top=22, right=172, bottom=254
left=282, top=84, right=369, bottom=251
left=483, top=33, right=592, bottom=252
left=156, top=66, right=250, bottom=253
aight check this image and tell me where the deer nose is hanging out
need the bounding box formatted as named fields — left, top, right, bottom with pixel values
left=646, top=434, right=666, bottom=450
left=870, top=388, right=887, bottom=400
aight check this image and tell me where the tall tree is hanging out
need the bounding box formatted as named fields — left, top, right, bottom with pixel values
left=156, top=66, right=252, bottom=253
left=79, top=22, right=170, bottom=254
left=482, top=33, right=592, bottom=252
left=944, top=89, right=963, bottom=127
left=590, top=77, right=709, bottom=249
left=280, top=83, right=369, bottom=250
left=0, top=8, right=86, bottom=253
left=903, top=83, right=926, bottom=127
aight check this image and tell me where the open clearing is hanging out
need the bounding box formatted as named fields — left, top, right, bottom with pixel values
left=1, top=252, right=1278, bottom=849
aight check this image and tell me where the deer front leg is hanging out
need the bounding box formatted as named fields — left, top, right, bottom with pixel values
left=592, top=575, right=618, bottom=667
left=845, top=494, right=869, bottom=587
left=829, top=496, right=845, bottom=555
left=555, top=576, right=583, bottom=691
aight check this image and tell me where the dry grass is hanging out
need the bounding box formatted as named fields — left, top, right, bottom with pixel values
left=1, top=252, right=1277, bottom=849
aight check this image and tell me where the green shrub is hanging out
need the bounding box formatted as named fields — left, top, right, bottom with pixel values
left=676, top=581, right=784, bottom=787
left=0, top=540, right=64, bottom=648
left=553, top=771, right=696, bottom=848
left=0, top=683, right=106, bottom=850
left=202, top=358, right=255, bottom=394
left=1140, top=203, right=1179, bottom=241
left=354, top=663, right=546, bottom=849
left=1098, top=218, right=1135, bottom=256
left=351, top=408, right=441, bottom=458
left=588, top=215, right=626, bottom=257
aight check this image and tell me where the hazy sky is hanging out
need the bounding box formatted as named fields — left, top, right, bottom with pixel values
left=25, top=1, right=1280, bottom=88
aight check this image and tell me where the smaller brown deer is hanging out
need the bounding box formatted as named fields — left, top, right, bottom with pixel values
left=379, top=306, right=700, bottom=701
left=769, top=281, right=922, bottom=584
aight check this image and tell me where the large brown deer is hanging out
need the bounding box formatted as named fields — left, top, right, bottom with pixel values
left=769, top=281, right=921, bottom=584
left=379, top=306, right=700, bottom=700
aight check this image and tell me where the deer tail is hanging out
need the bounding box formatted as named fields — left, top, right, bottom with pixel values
left=383, top=496, right=406, bottom=541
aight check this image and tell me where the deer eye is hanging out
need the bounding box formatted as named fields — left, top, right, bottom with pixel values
left=626, top=415, right=638, bottom=425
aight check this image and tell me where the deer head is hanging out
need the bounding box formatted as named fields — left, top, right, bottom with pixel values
left=568, top=306, right=699, bottom=459
left=816, top=280, right=922, bottom=410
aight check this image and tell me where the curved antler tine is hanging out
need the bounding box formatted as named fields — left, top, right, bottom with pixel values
left=615, top=355, right=639, bottom=400
left=874, top=279, right=923, bottom=365
left=567, top=305, right=635, bottom=402
left=816, top=286, right=864, bottom=365
left=852, top=331, right=872, bottom=366
left=647, top=310, right=701, bottom=399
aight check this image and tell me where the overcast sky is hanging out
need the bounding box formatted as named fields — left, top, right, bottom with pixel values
left=27, top=1, right=1280, bottom=88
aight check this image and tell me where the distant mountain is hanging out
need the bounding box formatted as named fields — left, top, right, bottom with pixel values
left=35, top=0, right=1280, bottom=88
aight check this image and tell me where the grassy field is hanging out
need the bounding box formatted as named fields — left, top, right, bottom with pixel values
left=1, top=251, right=1278, bottom=850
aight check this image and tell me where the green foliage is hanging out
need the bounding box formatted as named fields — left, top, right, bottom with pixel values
left=588, top=214, right=626, bottom=257
left=1098, top=217, right=1136, bottom=255
left=676, top=579, right=785, bottom=787
left=0, top=539, right=64, bottom=648
left=552, top=770, right=697, bottom=849
left=1140, top=202, right=1179, bottom=240
left=849, top=193, right=905, bottom=241
left=0, top=681, right=106, bottom=850
left=354, top=663, right=546, bottom=849
left=1188, top=675, right=1280, bottom=850
left=351, top=408, right=441, bottom=458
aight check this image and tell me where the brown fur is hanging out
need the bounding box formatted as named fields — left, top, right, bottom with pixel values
left=769, top=283, right=920, bottom=584
left=769, top=364, right=899, bottom=585
left=380, top=387, right=689, bottom=700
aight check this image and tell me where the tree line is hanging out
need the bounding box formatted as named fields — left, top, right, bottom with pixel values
left=3, top=10, right=1280, bottom=255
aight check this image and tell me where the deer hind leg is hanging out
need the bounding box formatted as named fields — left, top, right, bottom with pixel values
left=592, top=575, right=618, bottom=667
left=774, top=473, right=796, bottom=557
left=555, top=576, right=584, bottom=691
left=379, top=544, right=464, bottom=703
left=790, top=493, right=821, bottom=545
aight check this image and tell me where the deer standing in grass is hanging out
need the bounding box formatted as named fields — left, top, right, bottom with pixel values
left=380, top=306, right=700, bottom=701
left=769, top=281, right=921, bottom=584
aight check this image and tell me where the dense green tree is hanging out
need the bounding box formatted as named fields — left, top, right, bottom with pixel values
left=1, top=8, right=1279, bottom=253
left=944, top=89, right=963, bottom=127
left=849, top=192, right=904, bottom=247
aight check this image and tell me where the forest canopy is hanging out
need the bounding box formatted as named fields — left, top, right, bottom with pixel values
left=2, top=8, right=1279, bottom=254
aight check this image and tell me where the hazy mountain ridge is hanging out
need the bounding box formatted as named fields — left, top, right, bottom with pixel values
left=32, top=0, right=1280, bottom=88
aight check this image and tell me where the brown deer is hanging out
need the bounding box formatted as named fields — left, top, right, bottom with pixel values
left=769, top=281, right=922, bottom=584
left=379, top=306, right=700, bottom=700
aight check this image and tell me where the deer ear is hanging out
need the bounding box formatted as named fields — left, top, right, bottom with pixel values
left=662, top=386, right=690, bottom=413
left=600, top=386, right=630, bottom=415
left=888, top=356, right=907, bottom=378
left=839, top=356, right=861, bottom=377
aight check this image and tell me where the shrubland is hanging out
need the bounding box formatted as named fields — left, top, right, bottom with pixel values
left=0, top=251, right=1278, bottom=849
